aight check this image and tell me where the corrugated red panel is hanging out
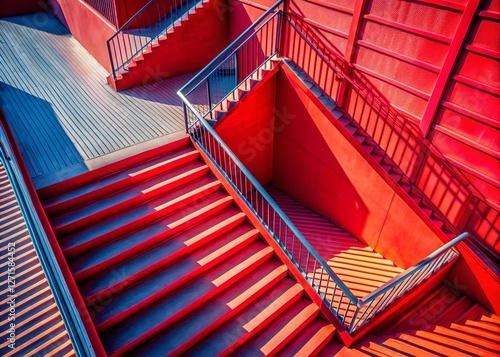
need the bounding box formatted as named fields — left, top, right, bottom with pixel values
left=289, top=0, right=353, bottom=54
left=435, top=106, right=500, bottom=150
left=443, top=80, right=500, bottom=123
left=359, top=20, right=450, bottom=67
left=365, top=0, right=462, bottom=37
left=467, top=17, right=500, bottom=52
left=354, top=46, right=438, bottom=95
left=356, top=73, right=428, bottom=119
left=429, top=131, right=500, bottom=184
left=454, top=51, right=500, bottom=89
left=462, top=197, right=500, bottom=252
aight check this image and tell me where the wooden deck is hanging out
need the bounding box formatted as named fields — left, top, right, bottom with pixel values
left=0, top=13, right=191, bottom=189
left=0, top=160, right=75, bottom=357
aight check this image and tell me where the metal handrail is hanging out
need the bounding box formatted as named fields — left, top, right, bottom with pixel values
left=179, top=0, right=284, bottom=96
left=107, top=0, right=202, bottom=80
left=0, top=127, right=95, bottom=356
left=359, top=232, right=468, bottom=305
left=345, top=233, right=466, bottom=332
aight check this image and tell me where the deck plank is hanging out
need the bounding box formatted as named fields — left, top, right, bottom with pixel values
left=0, top=13, right=191, bottom=188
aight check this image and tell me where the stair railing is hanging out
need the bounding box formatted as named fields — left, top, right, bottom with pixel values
left=107, top=0, right=203, bottom=80
left=179, top=1, right=360, bottom=326
left=348, top=232, right=469, bottom=332
left=178, top=5, right=470, bottom=333
left=179, top=0, right=283, bottom=121
left=0, top=119, right=96, bottom=356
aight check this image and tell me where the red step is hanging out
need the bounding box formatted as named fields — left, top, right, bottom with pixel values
left=43, top=146, right=198, bottom=216
left=50, top=161, right=209, bottom=236
left=91, top=224, right=261, bottom=333
left=132, top=262, right=288, bottom=356
left=276, top=319, right=336, bottom=357
left=187, top=279, right=305, bottom=356
left=101, top=243, right=274, bottom=356
left=71, top=207, right=245, bottom=282
left=59, top=177, right=225, bottom=258
left=233, top=300, right=320, bottom=356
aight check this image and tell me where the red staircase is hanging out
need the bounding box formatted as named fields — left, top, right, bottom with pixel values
left=338, top=284, right=500, bottom=356
left=107, top=0, right=228, bottom=91
left=38, top=138, right=344, bottom=355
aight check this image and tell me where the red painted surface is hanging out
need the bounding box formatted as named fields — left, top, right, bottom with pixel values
left=284, top=0, right=499, bottom=227
left=194, top=138, right=347, bottom=340
left=0, top=109, right=107, bottom=357
left=0, top=0, right=45, bottom=16
left=49, top=0, right=116, bottom=72
left=109, top=0, right=229, bottom=90
left=447, top=241, right=500, bottom=314
left=272, top=69, right=442, bottom=268
left=228, top=0, right=277, bottom=41
left=214, top=70, right=277, bottom=185
left=115, top=0, right=149, bottom=28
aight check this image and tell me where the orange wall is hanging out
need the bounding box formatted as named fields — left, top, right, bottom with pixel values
left=272, top=69, right=443, bottom=268
left=49, top=0, right=116, bottom=72
left=214, top=74, right=277, bottom=185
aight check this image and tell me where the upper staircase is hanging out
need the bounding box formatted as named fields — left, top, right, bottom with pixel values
left=38, top=138, right=343, bottom=356
left=106, top=0, right=228, bottom=91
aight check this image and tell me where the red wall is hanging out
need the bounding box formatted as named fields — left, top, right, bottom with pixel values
left=215, top=67, right=443, bottom=269
left=284, top=0, right=500, bottom=233
left=272, top=69, right=442, bottom=268
left=228, top=0, right=278, bottom=42
left=214, top=73, right=277, bottom=185
left=49, top=0, right=116, bottom=72
left=0, top=0, right=45, bottom=17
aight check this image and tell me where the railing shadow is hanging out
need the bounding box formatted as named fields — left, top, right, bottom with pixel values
left=284, top=15, right=499, bottom=252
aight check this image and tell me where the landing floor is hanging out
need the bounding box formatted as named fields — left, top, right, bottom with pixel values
left=0, top=13, right=191, bottom=189
left=266, top=185, right=404, bottom=300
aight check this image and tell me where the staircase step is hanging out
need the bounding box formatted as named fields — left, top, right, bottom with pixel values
left=91, top=224, right=261, bottom=332
left=479, top=314, right=500, bottom=326
left=101, top=242, right=274, bottom=356
left=429, top=295, right=475, bottom=325
left=415, top=327, right=499, bottom=356
left=73, top=206, right=245, bottom=287
left=51, top=161, right=208, bottom=236
left=43, top=146, right=198, bottom=216
left=133, top=262, right=289, bottom=356
left=394, top=331, right=471, bottom=356
left=60, top=178, right=225, bottom=259
left=187, top=279, right=305, bottom=356
left=233, top=300, right=320, bottom=356
left=276, top=319, right=336, bottom=357
left=391, top=285, right=454, bottom=331
left=370, top=334, right=441, bottom=357
left=359, top=343, right=405, bottom=357
left=447, top=323, right=500, bottom=347
left=464, top=318, right=500, bottom=334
